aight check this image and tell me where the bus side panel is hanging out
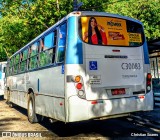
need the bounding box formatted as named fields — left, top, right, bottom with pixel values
left=35, top=95, right=65, bottom=121
left=68, top=96, right=89, bottom=122
left=26, top=66, right=65, bottom=122
left=142, top=37, right=153, bottom=111
left=142, top=38, right=154, bottom=110
left=7, top=74, right=27, bottom=109
left=7, top=66, right=65, bottom=122
left=143, top=64, right=154, bottom=111
left=143, top=38, right=150, bottom=64
left=66, top=16, right=83, bottom=64
left=65, top=64, right=86, bottom=122
left=65, top=16, right=84, bottom=122
left=145, top=90, right=154, bottom=111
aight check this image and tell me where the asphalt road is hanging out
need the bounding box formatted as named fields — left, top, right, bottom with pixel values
left=0, top=99, right=159, bottom=140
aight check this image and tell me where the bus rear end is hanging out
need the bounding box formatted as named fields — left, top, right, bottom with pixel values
left=66, top=12, right=153, bottom=122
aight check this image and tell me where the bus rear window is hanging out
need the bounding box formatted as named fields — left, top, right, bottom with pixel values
left=79, top=16, right=144, bottom=47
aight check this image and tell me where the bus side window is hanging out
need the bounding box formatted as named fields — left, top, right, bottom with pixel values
left=23, top=49, right=28, bottom=60
left=29, top=42, right=39, bottom=70
left=14, top=55, right=18, bottom=74
left=44, top=32, right=54, bottom=65
left=16, top=54, right=20, bottom=64
left=31, top=42, right=39, bottom=56
left=20, top=51, right=27, bottom=72
left=56, top=23, right=67, bottom=63
left=39, top=32, right=54, bottom=67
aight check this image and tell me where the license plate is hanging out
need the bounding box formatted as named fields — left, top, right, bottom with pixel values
left=111, top=88, right=125, bottom=95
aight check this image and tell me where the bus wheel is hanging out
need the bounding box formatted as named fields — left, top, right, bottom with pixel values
left=27, top=93, right=38, bottom=123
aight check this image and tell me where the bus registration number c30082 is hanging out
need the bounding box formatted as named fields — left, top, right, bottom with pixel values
left=121, top=63, right=141, bottom=70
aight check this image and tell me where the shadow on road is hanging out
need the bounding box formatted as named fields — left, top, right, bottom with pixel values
left=4, top=101, right=159, bottom=139
left=39, top=117, right=160, bottom=139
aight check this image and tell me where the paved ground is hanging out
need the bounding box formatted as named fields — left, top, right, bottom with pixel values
left=0, top=99, right=54, bottom=140
left=132, top=108, right=160, bottom=125
left=0, top=98, right=159, bottom=140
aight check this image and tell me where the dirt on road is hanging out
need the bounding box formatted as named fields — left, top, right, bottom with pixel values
left=0, top=99, right=55, bottom=140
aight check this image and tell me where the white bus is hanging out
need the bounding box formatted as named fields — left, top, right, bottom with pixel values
left=5, top=11, right=153, bottom=123
left=0, top=61, right=7, bottom=98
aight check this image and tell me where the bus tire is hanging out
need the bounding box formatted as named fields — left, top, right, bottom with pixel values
left=27, top=93, right=38, bottom=123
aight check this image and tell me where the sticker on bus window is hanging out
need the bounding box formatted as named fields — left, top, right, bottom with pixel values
left=89, top=61, right=97, bottom=70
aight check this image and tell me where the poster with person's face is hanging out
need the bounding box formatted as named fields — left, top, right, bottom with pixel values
left=80, top=16, right=142, bottom=46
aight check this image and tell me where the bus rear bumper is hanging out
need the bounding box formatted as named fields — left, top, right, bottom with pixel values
left=67, top=91, right=153, bottom=122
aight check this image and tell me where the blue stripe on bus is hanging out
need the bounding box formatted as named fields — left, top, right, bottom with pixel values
left=66, top=17, right=83, bottom=64
left=143, top=40, right=150, bottom=64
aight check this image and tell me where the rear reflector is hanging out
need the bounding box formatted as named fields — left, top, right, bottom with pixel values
left=91, top=100, right=104, bottom=104
left=91, top=101, right=97, bottom=104
left=139, top=96, right=145, bottom=99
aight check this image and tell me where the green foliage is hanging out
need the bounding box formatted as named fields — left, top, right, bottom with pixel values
left=79, top=0, right=107, bottom=11
left=106, top=0, right=160, bottom=41
left=0, top=0, right=159, bottom=61
left=0, top=16, right=33, bottom=58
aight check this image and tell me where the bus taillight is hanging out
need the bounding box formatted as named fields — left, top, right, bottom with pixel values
left=147, top=73, right=152, bottom=79
left=75, top=76, right=81, bottom=83
left=74, top=75, right=86, bottom=99
left=76, top=83, right=82, bottom=90
left=146, top=73, right=151, bottom=93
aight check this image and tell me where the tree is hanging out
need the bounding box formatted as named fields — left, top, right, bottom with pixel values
left=0, top=0, right=36, bottom=60
left=0, top=0, right=159, bottom=61
left=106, top=0, right=160, bottom=41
